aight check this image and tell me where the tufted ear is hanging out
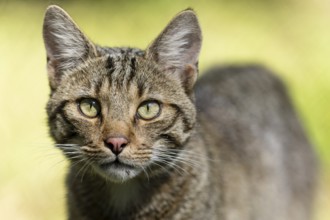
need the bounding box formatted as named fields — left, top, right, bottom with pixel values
left=43, top=5, right=97, bottom=90
left=146, top=9, right=202, bottom=94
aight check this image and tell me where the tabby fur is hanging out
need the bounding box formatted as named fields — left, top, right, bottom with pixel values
left=43, top=5, right=317, bottom=220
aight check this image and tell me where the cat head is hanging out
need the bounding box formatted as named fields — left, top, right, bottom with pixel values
left=43, top=5, right=202, bottom=183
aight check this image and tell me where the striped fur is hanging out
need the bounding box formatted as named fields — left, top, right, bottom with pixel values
left=43, top=5, right=317, bottom=220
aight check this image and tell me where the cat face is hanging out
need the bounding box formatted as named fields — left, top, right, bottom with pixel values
left=43, top=6, right=201, bottom=182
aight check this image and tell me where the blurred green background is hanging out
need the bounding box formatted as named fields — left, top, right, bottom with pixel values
left=0, top=0, right=329, bottom=219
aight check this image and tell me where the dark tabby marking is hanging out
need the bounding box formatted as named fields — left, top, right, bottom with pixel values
left=43, top=5, right=317, bottom=220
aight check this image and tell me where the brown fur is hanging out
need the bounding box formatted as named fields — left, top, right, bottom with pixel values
left=43, top=5, right=317, bottom=220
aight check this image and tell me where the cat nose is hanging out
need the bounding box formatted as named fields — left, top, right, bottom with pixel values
left=104, top=136, right=128, bottom=155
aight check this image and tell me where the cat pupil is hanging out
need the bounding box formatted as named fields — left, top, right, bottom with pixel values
left=89, top=103, right=93, bottom=109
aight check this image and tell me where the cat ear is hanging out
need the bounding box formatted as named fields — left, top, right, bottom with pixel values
left=43, top=5, right=97, bottom=90
left=146, top=9, right=202, bottom=94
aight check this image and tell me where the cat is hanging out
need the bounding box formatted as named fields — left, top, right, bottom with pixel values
left=43, top=5, right=317, bottom=220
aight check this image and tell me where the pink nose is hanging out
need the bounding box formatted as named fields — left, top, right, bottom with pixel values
left=104, top=137, right=128, bottom=155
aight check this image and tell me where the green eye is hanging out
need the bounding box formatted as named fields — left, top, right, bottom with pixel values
left=137, top=101, right=161, bottom=120
left=78, top=98, right=101, bottom=118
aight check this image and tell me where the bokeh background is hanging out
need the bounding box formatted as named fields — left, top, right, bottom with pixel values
left=0, top=0, right=329, bottom=219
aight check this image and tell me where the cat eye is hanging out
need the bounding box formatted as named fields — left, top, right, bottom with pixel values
left=137, top=101, right=161, bottom=120
left=78, top=98, right=101, bottom=118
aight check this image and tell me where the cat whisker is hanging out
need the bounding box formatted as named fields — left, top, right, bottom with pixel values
left=158, top=148, right=207, bottom=157
left=152, top=148, right=208, bottom=172
left=152, top=156, right=189, bottom=175
left=139, top=165, right=150, bottom=182
left=67, top=155, right=85, bottom=161
left=150, top=160, right=176, bottom=175
left=61, top=150, right=83, bottom=159
left=40, top=151, right=63, bottom=159
left=80, top=157, right=95, bottom=183
left=74, top=157, right=92, bottom=183
left=47, top=157, right=69, bottom=170
left=154, top=147, right=219, bottom=163
left=31, top=148, right=72, bottom=172
left=159, top=156, right=194, bottom=174
left=166, top=154, right=203, bottom=169
left=55, top=143, right=80, bottom=147
left=62, top=153, right=81, bottom=157
left=70, top=157, right=86, bottom=168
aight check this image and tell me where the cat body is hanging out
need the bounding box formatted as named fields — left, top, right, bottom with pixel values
left=43, top=6, right=317, bottom=220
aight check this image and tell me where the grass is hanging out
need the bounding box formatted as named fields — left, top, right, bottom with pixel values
left=0, top=0, right=329, bottom=219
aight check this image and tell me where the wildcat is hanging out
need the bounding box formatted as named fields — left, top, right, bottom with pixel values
left=43, top=5, right=317, bottom=220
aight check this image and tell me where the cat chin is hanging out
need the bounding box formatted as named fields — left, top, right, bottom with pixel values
left=92, top=163, right=142, bottom=183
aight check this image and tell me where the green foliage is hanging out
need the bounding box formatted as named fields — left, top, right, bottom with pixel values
left=0, top=0, right=329, bottom=219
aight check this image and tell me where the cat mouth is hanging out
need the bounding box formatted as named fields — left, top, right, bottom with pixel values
left=95, top=158, right=142, bottom=182
left=99, top=158, right=135, bottom=170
